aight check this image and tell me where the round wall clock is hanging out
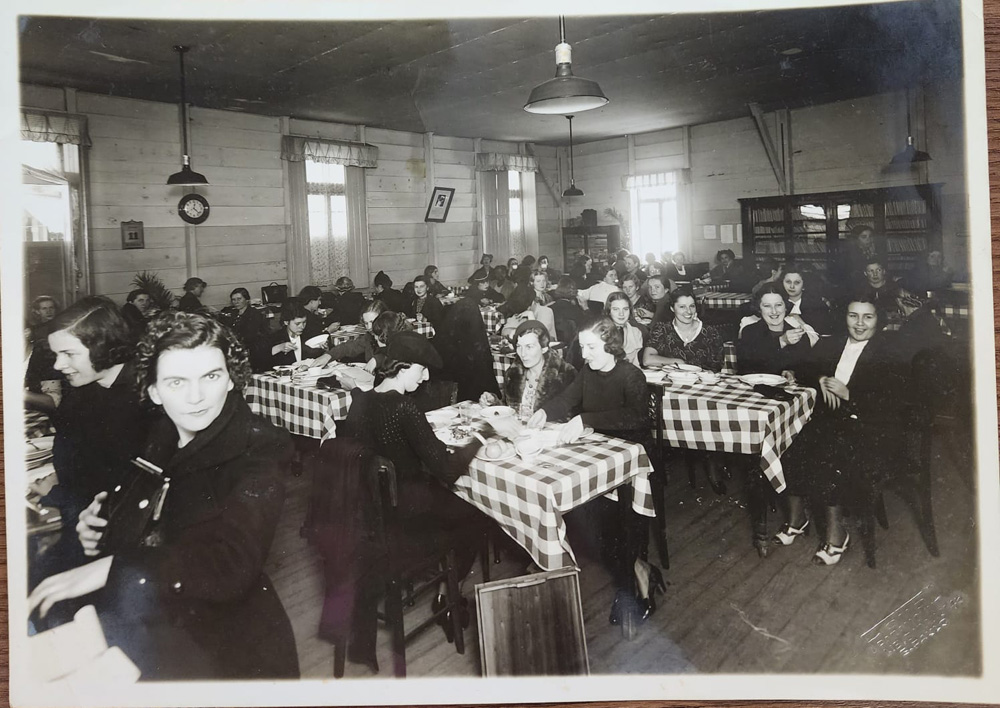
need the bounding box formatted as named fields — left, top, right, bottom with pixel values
left=178, top=193, right=210, bottom=225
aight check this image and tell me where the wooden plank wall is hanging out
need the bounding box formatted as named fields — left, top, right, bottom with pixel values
left=533, top=144, right=563, bottom=270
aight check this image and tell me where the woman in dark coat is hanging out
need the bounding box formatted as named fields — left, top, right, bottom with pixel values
left=781, top=264, right=832, bottom=334
left=436, top=293, right=501, bottom=401
left=269, top=300, right=325, bottom=367
left=775, top=296, right=905, bottom=566
left=488, top=320, right=577, bottom=419
left=224, top=287, right=269, bottom=372
left=548, top=277, right=588, bottom=352
left=406, top=275, right=446, bottom=329
left=30, top=312, right=299, bottom=679
left=121, top=289, right=153, bottom=343
left=736, top=284, right=813, bottom=376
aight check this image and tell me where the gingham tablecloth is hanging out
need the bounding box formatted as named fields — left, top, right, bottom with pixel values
left=940, top=304, right=969, bottom=319
left=696, top=291, right=753, bottom=310
left=655, top=378, right=815, bottom=492
left=328, top=325, right=367, bottom=348
left=491, top=348, right=518, bottom=387
left=698, top=281, right=732, bottom=292
left=244, top=374, right=352, bottom=440
left=453, top=433, right=655, bottom=571
left=722, top=341, right=737, bottom=375
left=480, top=306, right=505, bottom=333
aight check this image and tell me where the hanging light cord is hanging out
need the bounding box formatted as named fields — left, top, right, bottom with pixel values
left=175, top=45, right=190, bottom=158
left=567, top=115, right=576, bottom=185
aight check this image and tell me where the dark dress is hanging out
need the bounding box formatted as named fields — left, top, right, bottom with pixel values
left=267, top=330, right=324, bottom=367
left=178, top=292, right=204, bottom=313
left=24, top=322, right=60, bottom=393
left=782, top=334, right=905, bottom=507
left=96, top=391, right=299, bottom=680
left=646, top=321, right=726, bottom=372
left=736, top=319, right=812, bottom=375
left=427, top=280, right=450, bottom=298
left=303, top=309, right=329, bottom=342
left=375, top=287, right=409, bottom=314
left=327, top=332, right=377, bottom=364
left=121, top=303, right=148, bottom=343
left=549, top=298, right=588, bottom=349
left=787, top=292, right=832, bottom=334
left=407, top=294, right=446, bottom=329
left=436, top=297, right=501, bottom=401
left=329, top=291, right=368, bottom=326
left=226, top=306, right=269, bottom=372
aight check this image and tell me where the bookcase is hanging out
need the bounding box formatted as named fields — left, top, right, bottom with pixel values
left=561, top=225, right=621, bottom=270
left=739, top=184, right=942, bottom=275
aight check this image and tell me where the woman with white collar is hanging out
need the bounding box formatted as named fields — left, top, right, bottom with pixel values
left=604, top=291, right=647, bottom=368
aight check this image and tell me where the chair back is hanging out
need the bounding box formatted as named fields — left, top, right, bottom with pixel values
left=411, top=379, right=459, bottom=413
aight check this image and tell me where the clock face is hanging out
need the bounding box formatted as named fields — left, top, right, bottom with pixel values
left=178, top=194, right=210, bottom=225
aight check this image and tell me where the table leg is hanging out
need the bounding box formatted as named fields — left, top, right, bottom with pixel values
left=747, top=467, right=771, bottom=558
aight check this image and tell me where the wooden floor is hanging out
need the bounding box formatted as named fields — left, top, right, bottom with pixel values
left=263, top=418, right=981, bottom=679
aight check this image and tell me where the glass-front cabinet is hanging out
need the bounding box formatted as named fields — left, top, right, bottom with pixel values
left=739, top=184, right=942, bottom=279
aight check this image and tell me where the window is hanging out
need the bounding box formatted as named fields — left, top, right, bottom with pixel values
left=507, top=170, right=527, bottom=258
left=305, top=160, right=349, bottom=286
left=22, top=137, right=86, bottom=309
left=629, top=175, right=679, bottom=259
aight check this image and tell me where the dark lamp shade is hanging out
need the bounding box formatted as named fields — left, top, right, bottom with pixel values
left=563, top=184, right=584, bottom=197
left=524, top=71, right=609, bottom=115
left=890, top=139, right=932, bottom=165
left=167, top=159, right=209, bottom=186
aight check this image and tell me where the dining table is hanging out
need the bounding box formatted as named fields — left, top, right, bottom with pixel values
left=244, top=372, right=353, bottom=440
left=645, top=369, right=816, bottom=554
left=695, top=291, right=753, bottom=310
left=431, top=406, right=656, bottom=572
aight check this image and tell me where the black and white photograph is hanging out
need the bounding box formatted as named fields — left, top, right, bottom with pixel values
left=4, top=0, right=999, bottom=705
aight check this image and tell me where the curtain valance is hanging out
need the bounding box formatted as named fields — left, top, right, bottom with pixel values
left=475, top=152, right=538, bottom=173
left=21, top=110, right=91, bottom=147
left=622, top=171, right=679, bottom=190
left=281, top=136, right=378, bottom=168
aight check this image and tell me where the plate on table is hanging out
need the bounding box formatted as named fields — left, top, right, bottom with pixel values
left=480, top=405, right=516, bottom=420
left=643, top=369, right=667, bottom=384
left=739, top=373, right=787, bottom=387
left=475, top=441, right=517, bottom=462
left=673, top=363, right=702, bottom=373
left=434, top=424, right=478, bottom=446
left=305, top=334, right=329, bottom=349
left=426, top=409, right=459, bottom=427
left=667, top=371, right=700, bottom=385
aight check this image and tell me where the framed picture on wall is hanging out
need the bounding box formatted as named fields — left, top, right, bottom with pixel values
left=424, top=186, right=455, bottom=223
left=120, top=220, right=145, bottom=249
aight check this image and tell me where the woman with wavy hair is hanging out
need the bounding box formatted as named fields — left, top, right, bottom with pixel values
left=30, top=312, right=299, bottom=679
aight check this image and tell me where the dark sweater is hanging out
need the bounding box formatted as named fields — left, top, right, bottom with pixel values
left=736, top=319, right=812, bottom=375
left=541, top=360, right=651, bottom=447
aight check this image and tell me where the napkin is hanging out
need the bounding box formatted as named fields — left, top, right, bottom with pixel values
left=753, top=384, right=795, bottom=401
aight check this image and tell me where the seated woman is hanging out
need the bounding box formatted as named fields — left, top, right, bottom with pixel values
left=406, top=275, right=446, bottom=328
left=328, top=276, right=368, bottom=326
left=750, top=258, right=782, bottom=297
left=491, top=265, right=516, bottom=301
left=121, top=289, right=153, bottom=343
left=513, top=255, right=536, bottom=284
left=634, top=275, right=669, bottom=326
left=775, top=296, right=905, bottom=566
left=298, top=285, right=336, bottom=341
left=781, top=263, right=831, bottom=334
left=548, top=277, right=588, bottom=351
left=31, top=312, right=299, bottom=679
left=483, top=320, right=576, bottom=421
left=576, top=267, right=621, bottom=314
left=177, top=277, right=208, bottom=313
left=736, top=284, right=814, bottom=378
left=568, top=254, right=598, bottom=289
left=33, top=297, right=153, bottom=586
left=642, top=287, right=725, bottom=372
left=537, top=255, right=561, bottom=282
left=325, top=300, right=386, bottom=371
left=528, top=319, right=662, bottom=624
left=438, top=291, right=501, bottom=402
left=499, top=282, right=557, bottom=341
left=224, top=287, right=269, bottom=372
left=530, top=269, right=553, bottom=306
left=423, top=264, right=450, bottom=298
left=340, top=332, right=489, bottom=646
left=269, top=300, right=325, bottom=367
left=605, top=291, right=647, bottom=368
left=620, top=273, right=642, bottom=309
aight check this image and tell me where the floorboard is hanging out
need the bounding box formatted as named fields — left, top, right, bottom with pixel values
left=262, top=419, right=981, bottom=679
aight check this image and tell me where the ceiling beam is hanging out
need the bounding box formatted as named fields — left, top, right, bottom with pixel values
left=748, top=102, right=787, bottom=195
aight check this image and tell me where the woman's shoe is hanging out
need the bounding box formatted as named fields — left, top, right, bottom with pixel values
left=772, top=518, right=810, bottom=546
left=430, top=594, right=454, bottom=643
left=633, top=561, right=666, bottom=623
left=608, top=593, right=622, bottom=626
left=812, top=532, right=850, bottom=566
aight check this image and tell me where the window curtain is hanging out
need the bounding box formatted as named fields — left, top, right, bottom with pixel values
left=21, top=110, right=91, bottom=146
left=281, top=136, right=378, bottom=168
left=480, top=171, right=511, bottom=263
left=475, top=152, right=538, bottom=173
left=622, top=171, right=678, bottom=190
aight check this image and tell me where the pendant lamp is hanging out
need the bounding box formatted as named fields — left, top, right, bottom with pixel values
left=889, top=89, right=931, bottom=168
left=524, top=16, right=609, bottom=115
left=167, top=46, right=208, bottom=186
left=563, top=115, right=583, bottom=197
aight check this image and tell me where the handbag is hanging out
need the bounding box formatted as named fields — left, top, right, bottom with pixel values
left=98, top=458, right=171, bottom=554
left=261, top=282, right=288, bottom=305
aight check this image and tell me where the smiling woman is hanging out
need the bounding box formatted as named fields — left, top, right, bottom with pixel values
left=29, top=312, right=299, bottom=680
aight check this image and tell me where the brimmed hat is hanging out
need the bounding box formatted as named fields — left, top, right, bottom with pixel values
left=467, top=267, right=491, bottom=284
left=386, top=331, right=442, bottom=369
left=373, top=271, right=393, bottom=289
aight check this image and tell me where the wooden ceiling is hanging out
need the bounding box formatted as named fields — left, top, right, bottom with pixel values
left=18, top=2, right=962, bottom=145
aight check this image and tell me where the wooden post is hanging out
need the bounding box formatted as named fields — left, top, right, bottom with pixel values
left=748, top=102, right=787, bottom=195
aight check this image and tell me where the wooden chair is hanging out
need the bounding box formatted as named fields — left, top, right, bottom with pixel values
left=302, top=439, right=466, bottom=678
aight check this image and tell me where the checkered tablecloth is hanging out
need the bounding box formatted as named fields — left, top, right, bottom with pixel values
left=491, top=348, right=518, bottom=387
left=654, top=379, right=815, bottom=492
left=722, top=341, right=737, bottom=375
left=698, top=281, right=731, bottom=292
left=453, top=433, right=655, bottom=571
left=696, top=292, right=753, bottom=310
left=328, top=326, right=366, bottom=348
left=480, top=306, right=504, bottom=333
left=940, top=304, right=969, bottom=320
left=407, top=319, right=436, bottom=338
left=244, top=374, right=352, bottom=440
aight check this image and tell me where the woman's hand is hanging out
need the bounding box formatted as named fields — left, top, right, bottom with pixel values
left=364, top=357, right=377, bottom=374
left=325, top=321, right=341, bottom=334
left=76, top=492, right=108, bottom=557
left=527, top=409, right=547, bottom=429
left=558, top=415, right=585, bottom=444
left=818, top=376, right=849, bottom=409
left=781, top=369, right=797, bottom=385
left=272, top=342, right=294, bottom=356
left=635, top=307, right=654, bottom=320
left=28, top=556, right=113, bottom=619
left=780, top=328, right=805, bottom=348
left=415, top=313, right=426, bottom=323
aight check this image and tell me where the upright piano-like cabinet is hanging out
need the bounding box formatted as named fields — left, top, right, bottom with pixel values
left=562, top=225, right=621, bottom=269
left=739, top=184, right=942, bottom=276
